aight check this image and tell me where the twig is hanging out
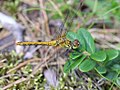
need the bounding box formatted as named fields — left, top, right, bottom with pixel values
left=2, top=77, right=27, bottom=90
left=7, top=58, right=41, bottom=74
left=0, top=41, right=15, bottom=51
left=18, top=13, right=35, bottom=40
left=0, top=74, right=19, bottom=79
left=90, top=29, right=120, bottom=34
left=39, top=0, right=50, bottom=36
left=48, top=0, right=63, bottom=17
left=3, top=46, right=61, bottom=89
left=0, top=59, right=6, bottom=68
left=31, top=47, right=61, bottom=75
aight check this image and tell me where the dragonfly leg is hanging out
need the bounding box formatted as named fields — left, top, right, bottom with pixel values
left=74, top=48, right=81, bottom=53
left=66, top=59, right=71, bottom=72
left=64, top=49, right=71, bottom=57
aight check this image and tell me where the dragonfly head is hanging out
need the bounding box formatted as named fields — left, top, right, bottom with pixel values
left=72, top=39, right=80, bottom=49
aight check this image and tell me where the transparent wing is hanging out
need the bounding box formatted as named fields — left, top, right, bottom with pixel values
left=55, top=1, right=84, bottom=39
left=64, top=1, right=83, bottom=35
left=57, top=10, right=70, bottom=37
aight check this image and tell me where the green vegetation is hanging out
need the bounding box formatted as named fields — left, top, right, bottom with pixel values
left=64, top=28, right=119, bottom=87
left=0, top=0, right=120, bottom=89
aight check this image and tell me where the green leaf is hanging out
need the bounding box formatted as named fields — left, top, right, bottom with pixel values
left=111, top=64, right=120, bottom=72
left=79, top=59, right=96, bottom=72
left=106, top=49, right=119, bottom=60
left=64, top=55, right=86, bottom=73
left=103, top=71, right=118, bottom=81
left=90, top=51, right=106, bottom=62
left=77, top=28, right=95, bottom=54
left=116, top=77, right=120, bottom=86
left=64, top=60, right=72, bottom=73
left=76, top=30, right=86, bottom=51
left=96, top=65, right=107, bottom=74
left=70, top=55, right=86, bottom=70
left=66, top=31, right=77, bottom=41
left=69, top=51, right=82, bottom=59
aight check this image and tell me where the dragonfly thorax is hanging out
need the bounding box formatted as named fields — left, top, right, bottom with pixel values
left=57, top=38, right=80, bottom=49
left=56, top=37, right=71, bottom=48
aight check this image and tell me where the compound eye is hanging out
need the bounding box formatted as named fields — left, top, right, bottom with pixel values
left=73, top=39, right=80, bottom=49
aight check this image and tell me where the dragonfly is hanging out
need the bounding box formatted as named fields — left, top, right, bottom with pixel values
left=16, top=1, right=82, bottom=51
left=16, top=35, right=80, bottom=49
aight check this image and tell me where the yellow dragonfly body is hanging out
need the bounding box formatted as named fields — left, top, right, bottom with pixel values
left=16, top=35, right=80, bottom=49
left=17, top=36, right=70, bottom=48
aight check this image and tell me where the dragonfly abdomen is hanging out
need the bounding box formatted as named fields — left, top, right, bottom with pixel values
left=16, top=41, right=57, bottom=46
